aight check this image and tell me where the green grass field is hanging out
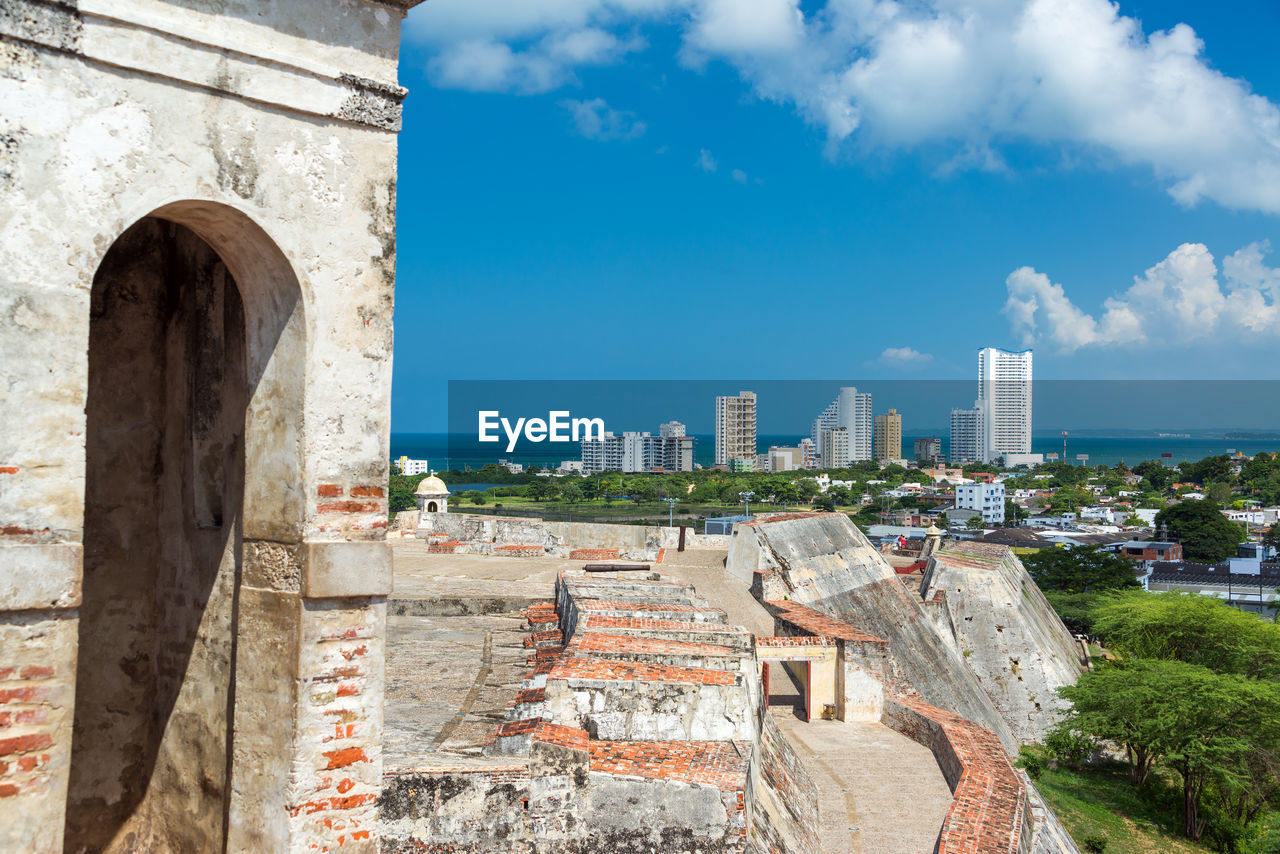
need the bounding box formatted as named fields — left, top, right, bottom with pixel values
left=1032, top=762, right=1207, bottom=854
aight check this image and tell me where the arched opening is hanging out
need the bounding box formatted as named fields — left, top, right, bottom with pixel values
left=66, top=204, right=304, bottom=853
left=427, top=501, right=437, bottom=512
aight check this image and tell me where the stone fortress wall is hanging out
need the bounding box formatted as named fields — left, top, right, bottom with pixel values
left=0, top=1, right=421, bottom=850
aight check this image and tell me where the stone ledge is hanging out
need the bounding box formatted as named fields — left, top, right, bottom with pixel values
left=303, top=542, right=391, bottom=598
left=0, top=543, right=81, bottom=610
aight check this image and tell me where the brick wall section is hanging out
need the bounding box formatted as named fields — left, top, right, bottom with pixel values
left=755, top=635, right=834, bottom=648
left=764, top=600, right=889, bottom=645
left=531, top=723, right=589, bottom=753
left=548, top=656, right=738, bottom=686
left=523, top=629, right=564, bottom=649
left=426, top=540, right=463, bottom=554
left=290, top=600, right=386, bottom=853
left=568, top=548, right=619, bottom=561
left=0, top=664, right=58, bottom=799
left=588, top=739, right=748, bottom=789
left=883, top=695, right=1032, bottom=854
left=579, top=615, right=745, bottom=635
left=574, top=599, right=726, bottom=621
left=568, top=633, right=736, bottom=660
left=494, top=545, right=544, bottom=557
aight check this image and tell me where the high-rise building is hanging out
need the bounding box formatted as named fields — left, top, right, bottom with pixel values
left=799, top=438, right=817, bottom=470
left=819, top=427, right=850, bottom=469
left=659, top=421, right=686, bottom=438
left=662, top=435, right=695, bottom=472
left=715, top=391, right=757, bottom=466
left=873, top=409, right=902, bottom=462
left=810, top=387, right=871, bottom=462
left=949, top=404, right=984, bottom=464
left=978, top=347, right=1033, bottom=463
left=913, top=437, right=942, bottom=464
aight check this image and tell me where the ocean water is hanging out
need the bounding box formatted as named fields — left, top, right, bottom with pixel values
left=391, top=432, right=1280, bottom=471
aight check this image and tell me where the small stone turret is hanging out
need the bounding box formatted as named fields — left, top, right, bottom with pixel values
left=415, top=472, right=450, bottom=514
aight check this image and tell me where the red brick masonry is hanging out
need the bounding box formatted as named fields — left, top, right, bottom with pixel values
left=588, top=740, right=748, bottom=790
left=568, top=548, right=620, bottom=561
left=764, top=601, right=889, bottom=645
left=569, top=633, right=735, bottom=659
left=884, top=696, right=1031, bottom=854
left=548, top=657, right=737, bottom=686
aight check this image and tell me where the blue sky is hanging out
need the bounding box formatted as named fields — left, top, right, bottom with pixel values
left=391, top=0, right=1280, bottom=431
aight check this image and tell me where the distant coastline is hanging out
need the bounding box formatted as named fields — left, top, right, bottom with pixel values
left=391, top=431, right=1280, bottom=472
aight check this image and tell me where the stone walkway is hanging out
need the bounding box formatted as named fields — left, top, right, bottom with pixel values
left=775, top=713, right=953, bottom=854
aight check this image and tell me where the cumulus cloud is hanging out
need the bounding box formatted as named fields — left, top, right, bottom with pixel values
left=879, top=346, right=934, bottom=367
left=561, top=98, right=646, bottom=140
left=408, top=0, right=1280, bottom=213
left=731, top=168, right=747, bottom=184
left=1004, top=241, right=1280, bottom=351
left=697, top=148, right=718, bottom=172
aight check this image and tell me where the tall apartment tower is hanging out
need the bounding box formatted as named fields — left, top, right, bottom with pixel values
left=819, top=427, right=851, bottom=469
left=874, top=409, right=902, bottom=461
left=811, top=387, right=872, bottom=462
left=715, top=391, right=757, bottom=466
left=659, top=421, right=686, bottom=438
left=977, top=347, right=1033, bottom=462
left=950, top=404, right=984, bottom=464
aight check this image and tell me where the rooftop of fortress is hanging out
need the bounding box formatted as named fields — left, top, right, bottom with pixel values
left=381, top=517, right=1081, bottom=853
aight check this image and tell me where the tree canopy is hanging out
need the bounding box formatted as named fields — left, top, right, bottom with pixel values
left=1089, top=590, right=1280, bottom=680
left=1023, top=545, right=1141, bottom=595
left=1154, top=500, right=1245, bottom=563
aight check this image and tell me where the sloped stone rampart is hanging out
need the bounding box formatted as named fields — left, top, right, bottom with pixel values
left=920, top=542, right=1083, bottom=743
left=727, top=513, right=1018, bottom=751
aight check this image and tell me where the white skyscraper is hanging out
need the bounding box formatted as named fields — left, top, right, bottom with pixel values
left=977, top=347, right=1033, bottom=464
left=811, top=387, right=872, bottom=463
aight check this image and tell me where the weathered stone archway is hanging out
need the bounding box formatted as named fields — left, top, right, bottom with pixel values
left=0, top=2, right=419, bottom=851
left=66, top=202, right=307, bottom=852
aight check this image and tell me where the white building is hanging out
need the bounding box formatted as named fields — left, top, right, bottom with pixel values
left=955, top=482, right=1006, bottom=525
left=398, top=456, right=431, bottom=476
left=819, top=427, right=851, bottom=469
left=978, top=347, right=1033, bottom=463
left=811, top=387, right=872, bottom=463
left=949, top=404, right=984, bottom=464
left=583, top=430, right=693, bottom=473
left=715, top=391, right=757, bottom=466
left=799, top=438, right=817, bottom=470
left=659, top=421, right=686, bottom=438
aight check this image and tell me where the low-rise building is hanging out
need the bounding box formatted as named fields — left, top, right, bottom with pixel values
left=955, top=482, right=1006, bottom=525
left=398, top=456, right=431, bottom=476
left=1121, top=540, right=1182, bottom=561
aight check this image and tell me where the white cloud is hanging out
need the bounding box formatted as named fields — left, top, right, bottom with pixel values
left=408, top=0, right=1280, bottom=214
left=879, top=346, right=934, bottom=367
left=561, top=98, right=647, bottom=140
left=731, top=168, right=747, bottom=184
left=1004, top=241, right=1280, bottom=351
left=697, top=148, right=718, bottom=172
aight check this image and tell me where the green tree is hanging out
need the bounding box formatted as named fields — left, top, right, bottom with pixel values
left=1154, top=500, right=1245, bottom=562
left=1264, top=524, right=1280, bottom=555
left=1090, top=590, right=1280, bottom=679
left=560, top=481, right=584, bottom=504
left=1057, top=660, right=1280, bottom=840
left=1005, top=500, right=1027, bottom=525
left=1022, top=546, right=1140, bottom=595
left=468, top=491, right=486, bottom=506
left=966, top=515, right=987, bottom=530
